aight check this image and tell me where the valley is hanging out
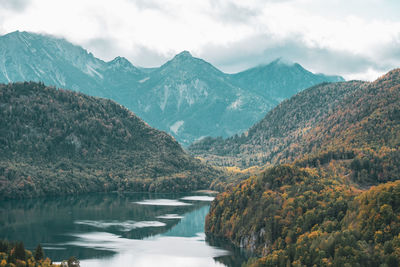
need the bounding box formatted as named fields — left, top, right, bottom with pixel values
left=0, top=30, right=399, bottom=267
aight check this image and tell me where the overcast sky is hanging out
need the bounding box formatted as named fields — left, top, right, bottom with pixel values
left=0, top=0, right=399, bottom=80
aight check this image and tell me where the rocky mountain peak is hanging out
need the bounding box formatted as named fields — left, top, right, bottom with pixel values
left=107, top=56, right=138, bottom=72
left=175, top=50, right=193, bottom=58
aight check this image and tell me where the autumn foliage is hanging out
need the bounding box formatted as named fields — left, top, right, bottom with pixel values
left=205, top=69, right=400, bottom=266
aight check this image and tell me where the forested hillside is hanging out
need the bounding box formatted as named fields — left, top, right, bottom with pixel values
left=190, top=69, right=400, bottom=187
left=205, top=69, right=400, bottom=266
left=0, top=82, right=220, bottom=199
left=206, top=165, right=400, bottom=267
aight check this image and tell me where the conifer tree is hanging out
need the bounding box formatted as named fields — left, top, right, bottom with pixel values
left=14, top=241, right=25, bottom=261
left=34, top=243, right=44, bottom=261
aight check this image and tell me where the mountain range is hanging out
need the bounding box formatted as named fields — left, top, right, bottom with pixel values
left=190, top=70, right=400, bottom=181
left=0, top=31, right=343, bottom=145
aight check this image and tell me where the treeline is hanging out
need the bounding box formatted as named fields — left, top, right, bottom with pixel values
left=0, top=240, right=60, bottom=267
left=0, top=82, right=221, bottom=199
left=206, top=165, right=400, bottom=266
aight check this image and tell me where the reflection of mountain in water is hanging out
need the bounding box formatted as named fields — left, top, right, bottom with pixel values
left=0, top=192, right=204, bottom=261
left=162, top=205, right=210, bottom=237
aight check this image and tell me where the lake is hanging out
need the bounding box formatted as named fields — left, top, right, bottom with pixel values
left=0, top=192, right=247, bottom=267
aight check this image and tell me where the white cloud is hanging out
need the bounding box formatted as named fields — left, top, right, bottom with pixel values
left=0, top=0, right=399, bottom=80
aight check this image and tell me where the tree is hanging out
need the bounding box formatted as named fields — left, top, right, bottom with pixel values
left=14, top=241, right=25, bottom=261
left=34, top=243, right=44, bottom=261
left=67, top=256, right=80, bottom=267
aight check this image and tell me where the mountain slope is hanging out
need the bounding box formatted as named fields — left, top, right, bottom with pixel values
left=204, top=69, right=400, bottom=267
left=0, top=31, right=344, bottom=146
left=0, top=82, right=220, bottom=199
left=126, top=51, right=272, bottom=145
left=230, top=58, right=343, bottom=100
left=190, top=70, right=400, bottom=179
left=189, top=81, right=365, bottom=167
left=206, top=165, right=400, bottom=267
left=0, top=31, right=144, bottom=97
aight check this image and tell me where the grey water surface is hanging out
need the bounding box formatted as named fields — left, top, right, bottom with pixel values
left=0, top=192, right=247, bottom=267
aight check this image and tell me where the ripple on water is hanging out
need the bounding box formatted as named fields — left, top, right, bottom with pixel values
left=134, top=199, right=192, bottom=206
left=74, top=220, right=166, bottom=231
left=180, top=196, right=215, bottom=201
left=156, top=214, right=184, bottom=219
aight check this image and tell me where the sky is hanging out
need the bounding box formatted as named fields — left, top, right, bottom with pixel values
left=0, top=0, right=399, bottom=81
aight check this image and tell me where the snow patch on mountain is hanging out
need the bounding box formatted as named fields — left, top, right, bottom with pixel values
left=139, top=77, right=150, bottom=83
left=170, top=120, right=184, bottom=135
left=228, top=97, right=243, bottom=110
left=85, top=63, right=103, bottom=79
left=160, top=85, right=170, bottom=112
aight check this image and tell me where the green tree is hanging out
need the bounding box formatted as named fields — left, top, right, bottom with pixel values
left=34, top=243, right=44, bottom=261
left=14, top=241, right=25, bottom=261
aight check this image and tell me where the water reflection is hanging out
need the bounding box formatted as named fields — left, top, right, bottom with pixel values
left=0, top=192, right=247, bottom=266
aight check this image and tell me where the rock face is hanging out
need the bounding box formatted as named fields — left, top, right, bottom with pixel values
left=0, top=82, right=220, bottom=199
left=0, top=31, right=344, bottom=145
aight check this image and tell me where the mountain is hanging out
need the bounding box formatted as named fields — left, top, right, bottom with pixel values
left=230, top=58, right=343, bottom=101
left=205, top=69, right=400, bottom=266
left=190, top=70, right=400, bottom=178
left=0, top=31, right=344, bottom=146
left=128, top=51, right=272, bottom=145
left=189, top=80, right=363, bottom=167
left=0, top=82, right=220, bottom=199
left=0, top=31, right=143, bottom=98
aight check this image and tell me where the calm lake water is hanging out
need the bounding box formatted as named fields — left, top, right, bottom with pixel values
left=0, top=192, right=247, bottom=267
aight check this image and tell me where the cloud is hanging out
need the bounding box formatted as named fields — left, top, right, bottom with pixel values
left=208, top=0, right=260, bottom=24
left=200, top=33, right=399, bottom=81
left=129, top=44, right=171, bottom=67
left=83, top=37, right=121, bottom=62
left=0, top=0, right=398, bottom=80
left=0, top=0, right=31, bottom=12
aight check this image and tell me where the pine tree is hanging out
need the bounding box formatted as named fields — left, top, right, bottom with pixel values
left=14, top=241, right=25, bottom=261
left=34, top=243, right=44, bottom=261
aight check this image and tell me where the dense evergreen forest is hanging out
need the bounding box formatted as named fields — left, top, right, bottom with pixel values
left=0, top=82, right=221, bottom=199
left=205, top=69, right=400, bottom=266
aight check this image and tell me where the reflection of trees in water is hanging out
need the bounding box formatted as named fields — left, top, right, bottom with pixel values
left=0, top=192, right=206, bottom=261
left=162, top=205, right=209, bottom=237
left=206, top=235, right=250, bottom=267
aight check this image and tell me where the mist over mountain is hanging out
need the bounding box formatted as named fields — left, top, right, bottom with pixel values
left=0, top=31, right=343, bottom=145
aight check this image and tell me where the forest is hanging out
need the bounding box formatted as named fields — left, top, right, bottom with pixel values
left=205, top=69, right=400, bottom=266
left=0, top=82, right=221, bottom=199
left=0, top=240, right=67, bottom=267
left=206, top=165, right=400, bottom=267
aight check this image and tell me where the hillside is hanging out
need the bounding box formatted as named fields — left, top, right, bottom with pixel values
left=190, top=69, right=400, bottom=184
left=204, top=69, right=400, bottom=266
left=0, top=31, right=343, bottom=146
left=206, top=165, right=400, bottom=267
left=0, top=82, right=220, bottom=199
